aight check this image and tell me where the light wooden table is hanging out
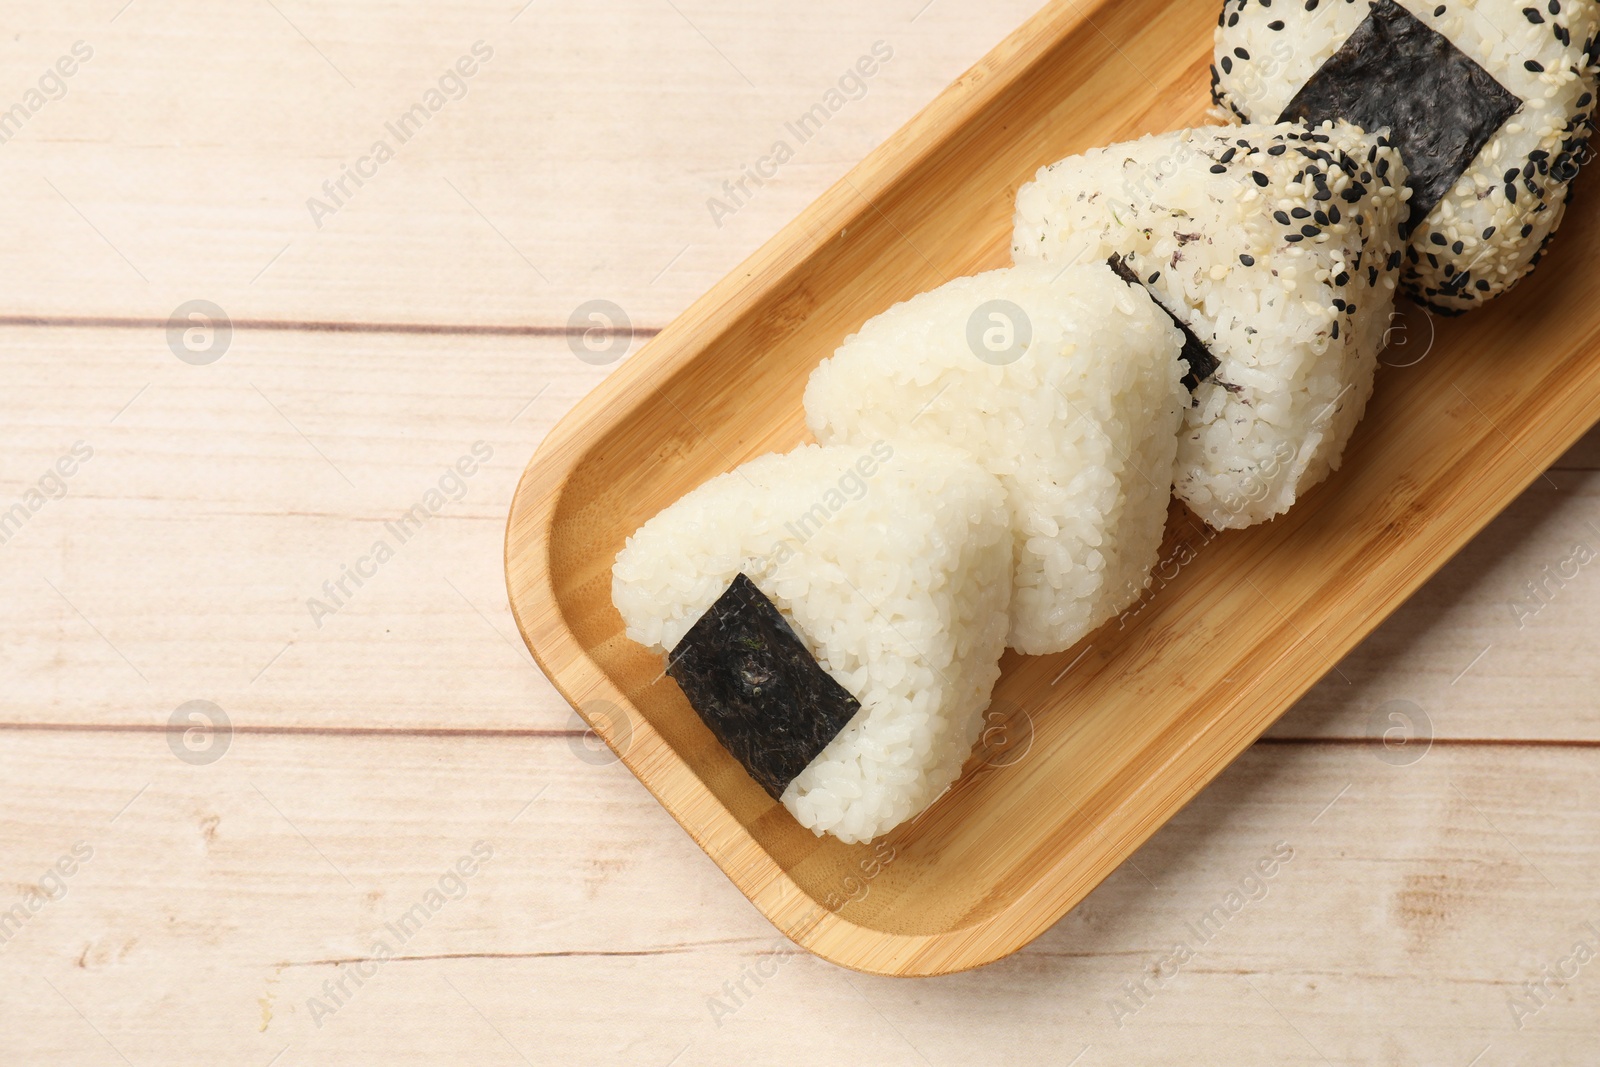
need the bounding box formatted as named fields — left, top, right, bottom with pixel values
left=2, top=1, right=1596, bottom=1063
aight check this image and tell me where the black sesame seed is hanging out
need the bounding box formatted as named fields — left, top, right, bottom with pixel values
left=1524, top=5, right=1544, bottom=22
left=1522, top=223, right=1534, bottom=236
left=1286, top=234, right=1304, bottom=242
left=1334, top=271, right=1350, bottom=286
left=1301, top=224, right=1321, bottom=237
left=1433, top=3, right=1445, bottom=13
left=1240, top=254, right=1255, bottom=266
left=1221, top=55, right=1233, bottom=74
left=1430, top=232, right=1448, bottom=245
left=1329, top=205, right=1342, bottom=223
left=1291, top=207, right=1311, bottom=218
left=1331, top=321, right=1340, bottom=339
left=1507, top=183, right=1519, bottom=202
left=1234, top=47, right=1250, bottom=60
left=1549, top=0, right=1560, bottom=13
left=1220, top=147, right=1237, bottom=163
left=1452, top=241, right=1464, bottom=254
left=1476, top=279, right=1492, bottom=291
left=1268, top=143, right=1287, bottom=155
left=1274, top=210, right=1292, bottom=224
left=1505, top=167, right=1521, bottom=182
left=1229, top=11, right=1240, bottom=25
left=1252, top=171, right=1269, bottom=186
left=1314, top=188, right=1332, bottom=201
left=1526, top=59, right=1545, bottom=72
left=1210, top=163, right=1228, bottom=173
left=1306, top=0, right=1318, bottom=9
left=1268, top=18, right=1285, bottom=29
left=1314, top=210, right=1330, bottom=225
left=1482, top=226, right=1496, bottom=238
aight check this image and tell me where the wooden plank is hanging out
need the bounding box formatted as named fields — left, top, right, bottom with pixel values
left=0, top=0, right=1041, bottom=327
left=0, top=326, right=588, bottom=731
left=1, top=322, right=1596, bottom=738
left=0, top=730, right=1594, bottom=1063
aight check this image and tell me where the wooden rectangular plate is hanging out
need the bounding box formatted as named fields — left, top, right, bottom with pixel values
left=505, top=0, right=1600, bottom=976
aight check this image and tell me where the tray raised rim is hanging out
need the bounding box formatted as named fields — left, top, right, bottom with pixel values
left=504, top=0, right=1600, bottom=976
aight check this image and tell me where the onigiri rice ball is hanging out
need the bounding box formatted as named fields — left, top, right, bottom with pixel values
left=1011, top=121, right=1409, bottom=529
left=804, top=262, right=1187, bottom=655
left=612, top=442, right=1012, bottom=843
left=1212, top=0, right=1599, bottom=312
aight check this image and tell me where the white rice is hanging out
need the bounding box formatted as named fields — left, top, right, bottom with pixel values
left=612, top=442, right=1011, bottom=844
left=804, top=263, right=1186, bottom=655
left=1213, top=0, right=1600, bottom=312
left=1011, top=121, right=1409, bottom=529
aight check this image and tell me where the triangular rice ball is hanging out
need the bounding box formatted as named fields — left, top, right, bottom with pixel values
left=1012, top=121, right=1410, bottom=529
left=804, top=262, right=1188, bottom=655
left=612, top=442, right=1011, bottom=843
left=1213, top=0, right=1599, bottom=312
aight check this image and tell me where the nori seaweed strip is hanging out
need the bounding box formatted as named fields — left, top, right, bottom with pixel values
left=666, top=573, right=861, bottom=800
left=1106, top=253, right=1220, bottom=390
left=1277, top=0, right=1521, bottom=236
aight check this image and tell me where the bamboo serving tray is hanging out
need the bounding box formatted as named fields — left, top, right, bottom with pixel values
left=505, top=0, right=1600, bottom=976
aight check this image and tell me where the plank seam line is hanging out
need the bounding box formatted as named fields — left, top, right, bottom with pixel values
left=281, top=939, right=768, bottom=967
left=0, top=723, right=587, bottom=738
left=0, top=315, right=662, bottom=339
left=1254, top=736, right=1600, bottom=748
left=2, top=724, right=1597, bottom=747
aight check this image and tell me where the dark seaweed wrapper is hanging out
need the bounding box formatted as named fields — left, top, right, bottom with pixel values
left=666, top=573, right=862, bottom=800
left=1277, top=0, right=1521, bottom=235
left=1106, top=253, right=1220, bottom=390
